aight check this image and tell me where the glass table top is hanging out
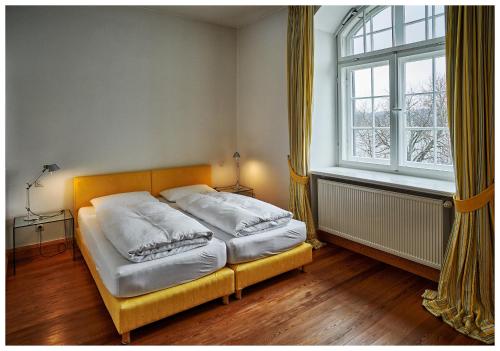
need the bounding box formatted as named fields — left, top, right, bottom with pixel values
left=215, top=185, right=253, bottom=192
left=14, top=209, right=73, bottom=229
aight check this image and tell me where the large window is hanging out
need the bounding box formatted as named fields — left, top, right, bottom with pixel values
left=338, top=5, right=452, bottom=179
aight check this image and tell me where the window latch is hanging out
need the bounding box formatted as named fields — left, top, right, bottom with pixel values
left=392, top=107, right=402, bottom=111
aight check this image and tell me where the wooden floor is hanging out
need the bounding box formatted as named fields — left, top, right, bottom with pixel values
left=6, top=244, right=481, bottom=345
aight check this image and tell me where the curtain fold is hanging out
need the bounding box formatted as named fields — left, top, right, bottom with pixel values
left=422, top=6, right=494, bottom=344
left=287, top=6, right=323, bottom=249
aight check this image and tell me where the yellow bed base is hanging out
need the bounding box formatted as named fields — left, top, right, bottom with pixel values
left=229, top=243, right=313, bottom=299
left=76, top=228, right=234, bottom=344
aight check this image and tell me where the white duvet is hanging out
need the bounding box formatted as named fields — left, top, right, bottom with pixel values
left=176, top=192, right=293, bottom=237
left=96, top=201, right=213, bottom=262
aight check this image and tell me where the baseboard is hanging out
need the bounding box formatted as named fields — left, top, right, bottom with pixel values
left=317, top=230, right=440, bottom=282
left=6, top=238, right=68, bottom=261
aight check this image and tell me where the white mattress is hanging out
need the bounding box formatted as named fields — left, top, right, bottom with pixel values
left=78, top=207, right=227, bottom=298
left=164, top=201, right=307, bottom=264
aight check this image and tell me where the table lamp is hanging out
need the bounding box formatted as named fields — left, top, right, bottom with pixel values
left=25, top=164, right=61, bottom=221
left=233, top=152, right=240, bottom=190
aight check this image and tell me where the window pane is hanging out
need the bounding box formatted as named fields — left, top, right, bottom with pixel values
left=435, top=5, right=444, bottom=15
left=435, top=15, right=445, bottom=37
left=406, top=130, right=434, bottom=163
left=374, top=97, right=390, bottom=127
left=405, top=59, right=432, bottom=93
left=353, top=129, right=373, bottom=158
left=427, top=19, right=432, bottom=39
left=405, top=6, right=425, bottom=23
left=372, top=7, right=392, bottom=32
left=353, top=99, right=372, bottom=127
left=375, top=129, right=390, bottom=159
left=354, top=26, right=364, bottom=37
left=365, top=19, right=372, bottom=34
left=373, top=29, right=392, bottom=50
left=405, top=21, right=426, bottom=44
left=435, top=56, right=446, bottom=91
left=353, top=36, right=364, bottom=55
left=437, top=130, right=452, bottom=165
left=405, top=94, right=433, bottom=127
left=435, top=90, right=448, bottom=127
left=366, top=34, right=372, bottom=52
left=373, top=65, right=389, bottom=96
left=353, top=68, right=371, bottom=97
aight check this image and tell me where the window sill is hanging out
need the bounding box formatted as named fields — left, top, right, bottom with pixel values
left=310, top=167, right=455, bottom=197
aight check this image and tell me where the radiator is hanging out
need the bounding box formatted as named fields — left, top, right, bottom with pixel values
left=317, top=179, right=447, bottom=269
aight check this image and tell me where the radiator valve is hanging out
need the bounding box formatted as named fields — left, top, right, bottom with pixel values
left=443, top=200, right=453, bottom=208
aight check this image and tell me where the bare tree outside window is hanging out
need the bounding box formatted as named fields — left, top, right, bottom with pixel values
left=403, top=58, right=451, bottom=166
left=349, top=57, right=451, bottom=168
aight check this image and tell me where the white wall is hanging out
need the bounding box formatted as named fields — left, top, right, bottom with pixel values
left=6, top=6, right=237, bottom=248
left=6, top=5, right=352, bottom=249
left=311, top=6, right=352, bottom=169
left=310, top=28, right=336, bottom=169
left=236, top=9, right=289, bottom=209
left=236, top=6, right=350, bottom=208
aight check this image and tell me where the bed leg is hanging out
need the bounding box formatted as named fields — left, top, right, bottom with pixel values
left=235, top=289, right=242, bottom=300
left=298, top=265, right=306, bottom=273
left=121, top=331, right=131, bottom=345
left=222, top=295, right=230, bottom=305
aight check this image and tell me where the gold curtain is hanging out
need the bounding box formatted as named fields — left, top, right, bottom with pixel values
left=422, top=6, right=494, bottom=344
left=287, top=6, right=323, bottom=249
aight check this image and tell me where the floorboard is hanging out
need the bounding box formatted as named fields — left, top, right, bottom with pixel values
left=5, top=245, right=481, bottom=345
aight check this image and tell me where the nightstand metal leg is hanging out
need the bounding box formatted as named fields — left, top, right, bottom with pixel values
left=12, top=227, right=16, bottom=275
left=72, top=217, right=75, bottom=260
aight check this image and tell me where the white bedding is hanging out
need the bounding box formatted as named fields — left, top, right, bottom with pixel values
left=165, top=201, right=306, bottom=264
left=176, top=192, right=292, bottom=237
left=78, top=207, right=227, bottom=298
left=96, top=201, right=212, bottom=262
left=210, top=219, right=306, bottom=264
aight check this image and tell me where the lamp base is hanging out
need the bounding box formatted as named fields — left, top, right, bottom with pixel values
left=23, top=210, right=64, bottom=222
left=23, top=215, right=41, bottom=222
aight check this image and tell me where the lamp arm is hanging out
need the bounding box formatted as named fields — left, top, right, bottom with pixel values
left=26, top=169, right=47, bottom=189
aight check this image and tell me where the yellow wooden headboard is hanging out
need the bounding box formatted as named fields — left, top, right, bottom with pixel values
left=73, top=170, right=152, bottom=226
left=151, top=164, right=212, bottom=196
left=73, top=164, right=212, bottom=226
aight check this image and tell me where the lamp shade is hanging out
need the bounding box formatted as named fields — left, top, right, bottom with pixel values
left=233, top=152, right=240, bottom=160
left=43, top=164, right=60, bottom=172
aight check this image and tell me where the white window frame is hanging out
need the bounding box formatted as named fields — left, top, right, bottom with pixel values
left=336, top=5, right=452, bottom=181
left=342, top=59, right=392, bottom=166
left=397, top=49, right=452, bottom=174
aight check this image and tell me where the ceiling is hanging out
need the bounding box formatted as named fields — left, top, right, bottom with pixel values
left=150, top=6, right=285, bottom=29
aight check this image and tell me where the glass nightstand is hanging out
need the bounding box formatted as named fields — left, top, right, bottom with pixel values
left=215, top=185, right=255, bottom=197
left=12, top=209, right=75, bottom=275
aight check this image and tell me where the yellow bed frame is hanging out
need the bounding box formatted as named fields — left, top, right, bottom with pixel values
left=73, top=164, right=312, bottom=344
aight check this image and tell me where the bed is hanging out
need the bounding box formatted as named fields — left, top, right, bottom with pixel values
left=74, top=164, right=312, bottom=343
left=73, top=167, right=234, bottom=344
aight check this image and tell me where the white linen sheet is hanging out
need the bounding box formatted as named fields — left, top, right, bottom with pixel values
left=96, top=201, right=213, bottom=262
left=176, top=192, right=293, bottom=237
left=78, top=207, right=227, bottom=297
left=165, top=201, right=307, bottom=264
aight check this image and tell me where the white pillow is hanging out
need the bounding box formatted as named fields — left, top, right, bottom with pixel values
left=90, top=191, right=158, bottom=210
left=160, top=184, right=216, bottom=202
